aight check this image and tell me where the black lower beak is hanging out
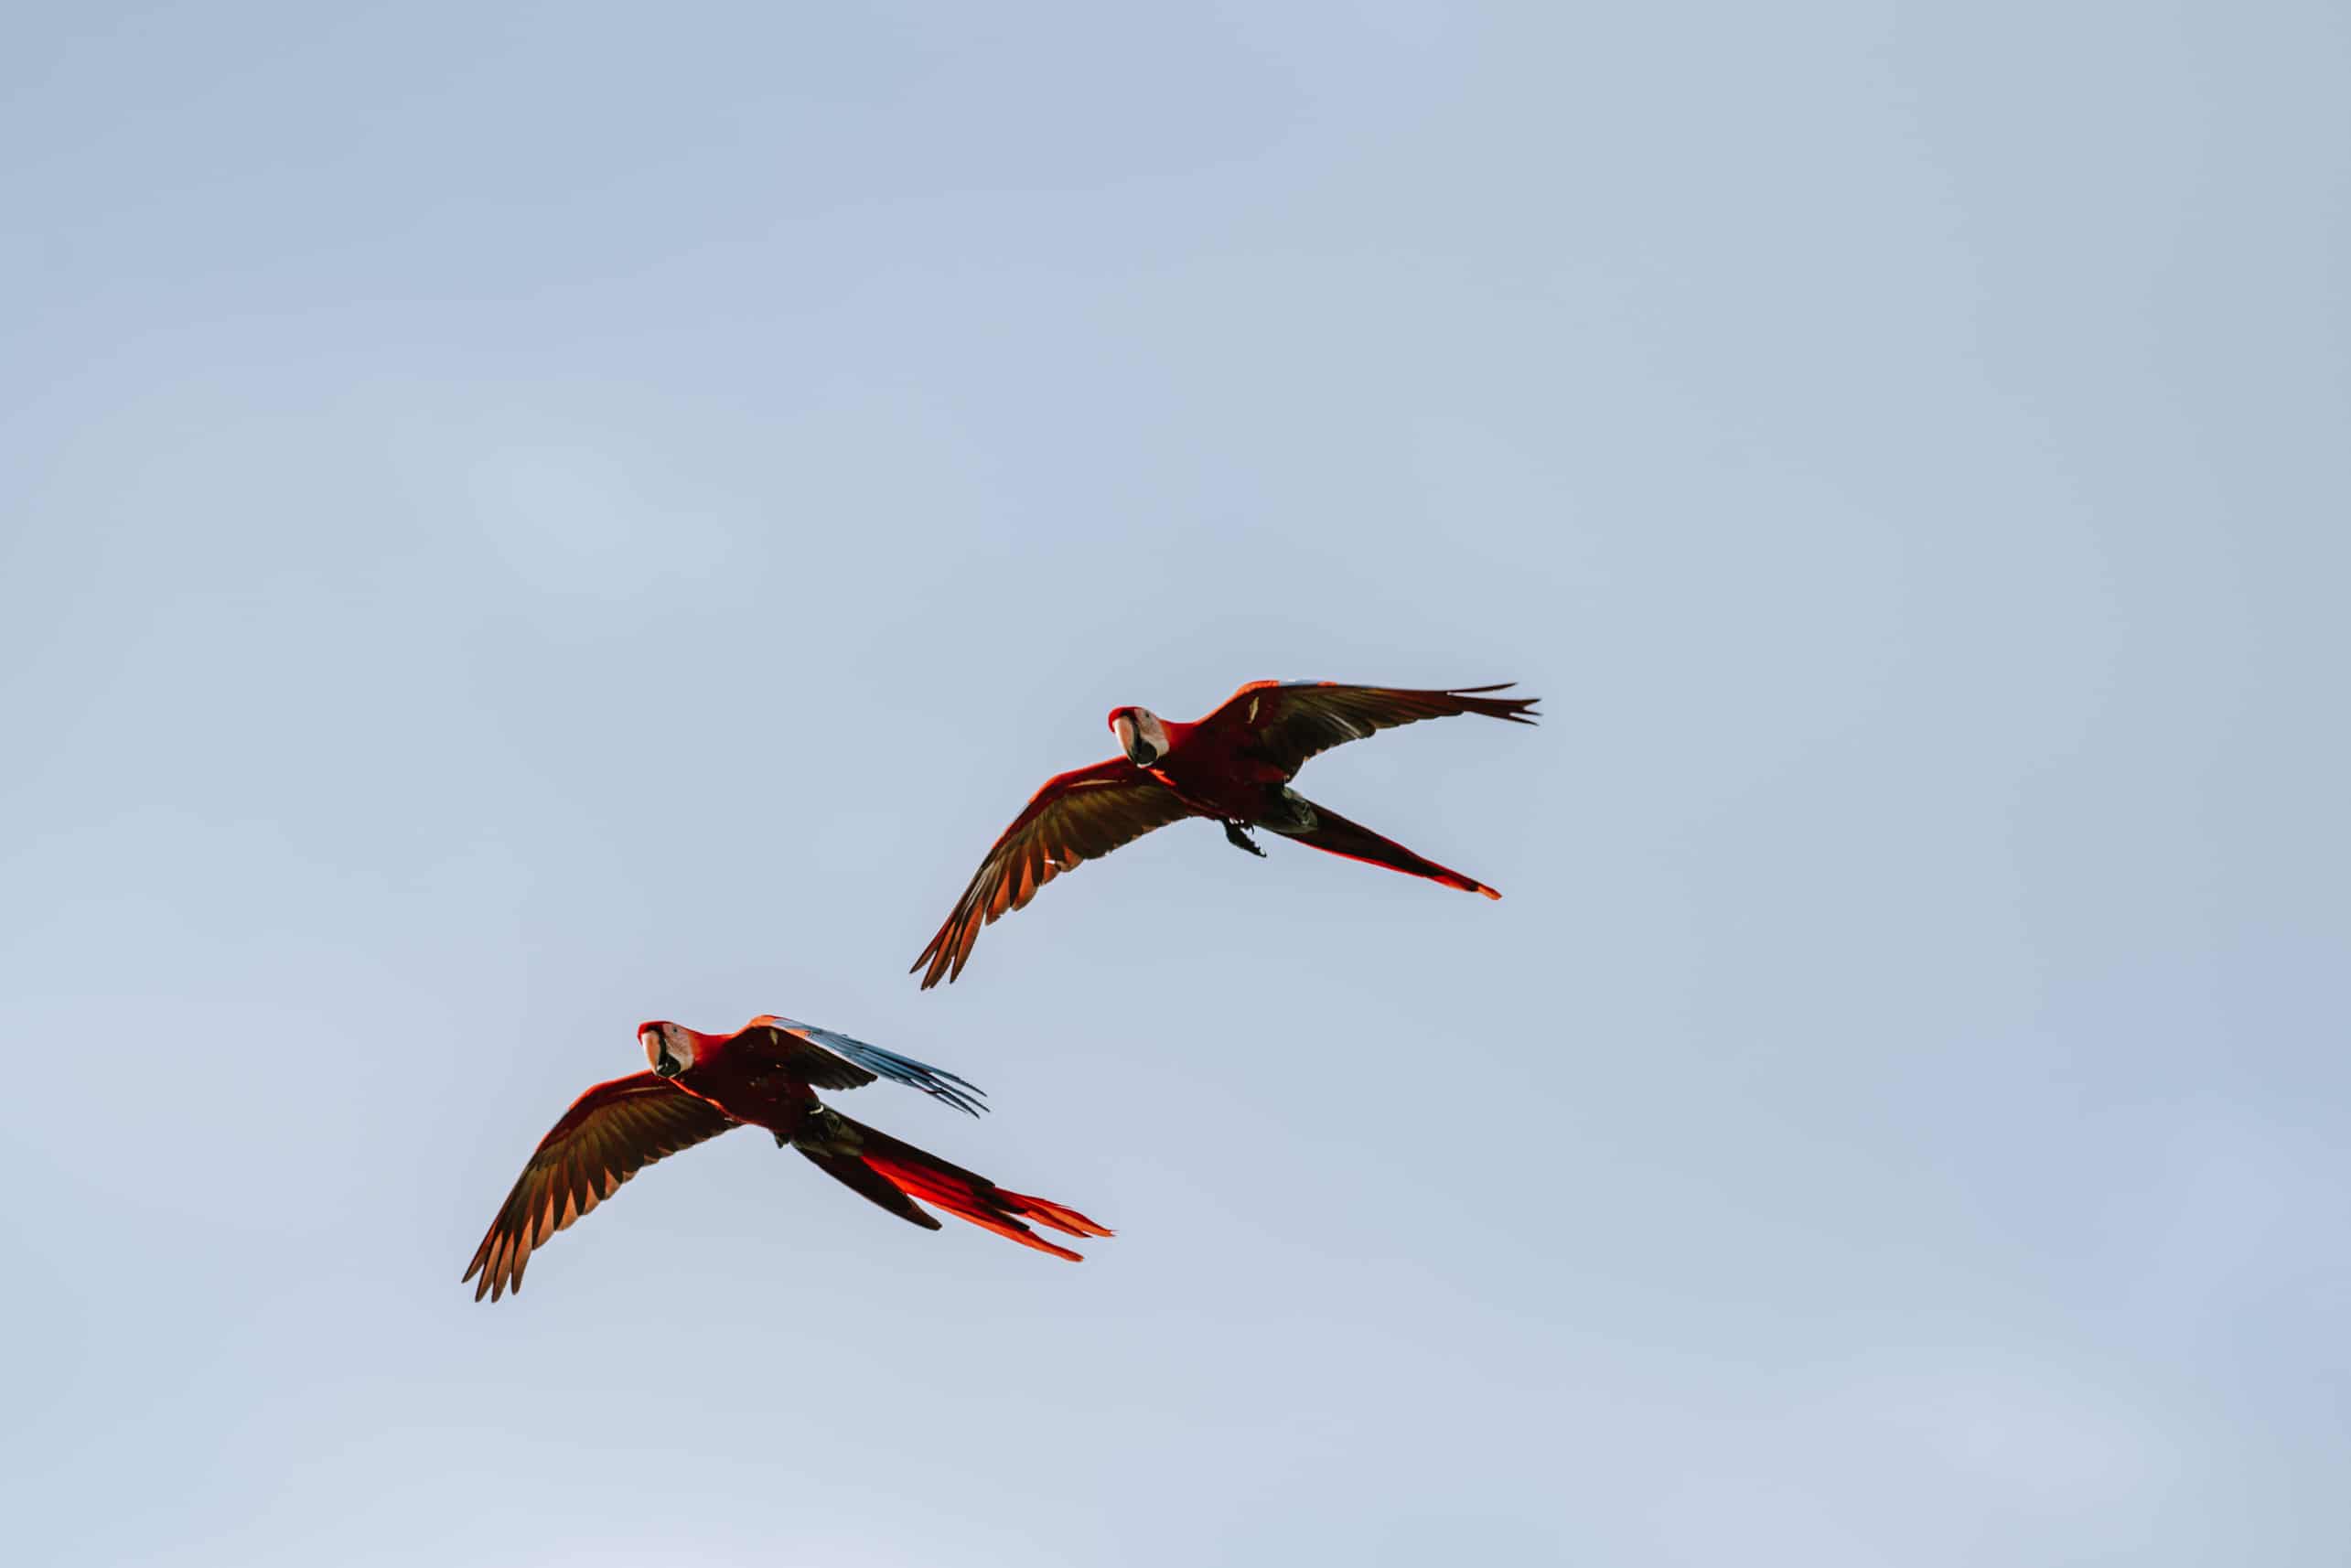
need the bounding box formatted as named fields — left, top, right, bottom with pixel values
left=654, top=1054, right=680, bottom=1079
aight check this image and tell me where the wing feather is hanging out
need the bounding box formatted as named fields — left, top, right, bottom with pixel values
left=1200, top=680, right=1539, bottom=776
left=911, top=757, right=1193, bottom=988
left=739, top=1016, right=989, bottom=1117
left=461, top=1073, right=737, bottom=1303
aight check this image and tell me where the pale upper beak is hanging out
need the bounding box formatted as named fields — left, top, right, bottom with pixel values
left=1114, top=713, right=1156, bottom=766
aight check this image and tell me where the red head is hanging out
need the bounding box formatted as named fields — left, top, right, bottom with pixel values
left=1108, top=705, right=1172, bottom=767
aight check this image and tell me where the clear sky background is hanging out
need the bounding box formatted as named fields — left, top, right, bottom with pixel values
left=5, top=4, right=2346, bottom=1564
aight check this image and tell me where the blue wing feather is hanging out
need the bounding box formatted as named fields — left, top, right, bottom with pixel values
left=771, top=1017, right=990, bottom=1117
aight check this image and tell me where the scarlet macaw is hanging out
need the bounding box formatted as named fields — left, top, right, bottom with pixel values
left=913, top=680, right=1539, bottom=987
left=463, top=1015, right=1110, bottom=1300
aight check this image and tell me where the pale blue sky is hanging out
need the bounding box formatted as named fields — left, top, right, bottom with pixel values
left=5, top=4, right=2347, bottom=1564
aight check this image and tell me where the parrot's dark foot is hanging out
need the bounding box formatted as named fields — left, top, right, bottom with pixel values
left=774, top=1131, right=791, bottom=1149
left=1224, top=820, right=1268, bottom=858
left=791, top=1105, right=858, bottom=1155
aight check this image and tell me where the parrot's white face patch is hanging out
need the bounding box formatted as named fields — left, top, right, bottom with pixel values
left=1114, top=708, right=1171, bottom=767
left=642, top=1024, right=693, bottom=1078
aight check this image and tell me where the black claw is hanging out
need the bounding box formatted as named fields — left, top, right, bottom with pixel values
left=1224, top=821, right=1268, bottom=858
left=773, top=1131, right=790, bottom=1149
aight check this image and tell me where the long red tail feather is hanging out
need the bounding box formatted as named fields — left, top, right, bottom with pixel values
left=1274, top=795, right=1500, bottom=898
left=834, top=1116, right=1112, bottom=1262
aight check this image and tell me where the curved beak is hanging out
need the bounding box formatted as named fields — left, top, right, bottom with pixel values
left=1112, top=712, right=1156, bottom=767
left=653, top=1048, right=682, bottom=1079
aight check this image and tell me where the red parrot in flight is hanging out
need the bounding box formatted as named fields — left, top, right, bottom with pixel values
left=463, top=1015, right=1111, bottom=1300
left=913, top=680, right=1540, bottom=987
